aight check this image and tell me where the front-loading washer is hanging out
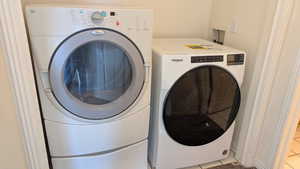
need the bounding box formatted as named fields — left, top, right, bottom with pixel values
left=149, top=39, right=246, bottom=169
left=25, top=4, right=152, bottom=169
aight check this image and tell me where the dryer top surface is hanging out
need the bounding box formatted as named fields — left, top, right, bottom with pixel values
left=26, top=3, right=152, bottom=11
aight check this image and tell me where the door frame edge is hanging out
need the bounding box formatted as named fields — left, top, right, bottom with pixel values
left=0, top=1, right=49, bottom=169
left=234, top=0, right=296, bottom=167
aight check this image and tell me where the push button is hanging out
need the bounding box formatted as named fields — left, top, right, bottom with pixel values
left=110, top=11, right=116, bottom=16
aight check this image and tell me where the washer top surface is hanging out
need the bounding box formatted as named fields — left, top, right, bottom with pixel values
left=153, top=39, right=245, bottom=56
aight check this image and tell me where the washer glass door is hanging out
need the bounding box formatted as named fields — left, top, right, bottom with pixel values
left=163, top=66, right=241, bottom=146
left=49, top=29, right=145, bottom=120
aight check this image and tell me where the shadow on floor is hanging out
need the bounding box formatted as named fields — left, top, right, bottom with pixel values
left=208, top=163, right=256, bottom=169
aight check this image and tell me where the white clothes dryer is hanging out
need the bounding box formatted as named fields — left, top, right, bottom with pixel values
left=149, top=39, right=246, bottom=169
left=25, top=4, right=152, bottom=169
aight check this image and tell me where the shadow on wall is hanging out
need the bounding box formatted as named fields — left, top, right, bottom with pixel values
left=22, top=0, right=213, bottom=39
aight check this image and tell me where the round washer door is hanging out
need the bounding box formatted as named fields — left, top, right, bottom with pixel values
left=49, top=28, right=145, bottom=120
left=163, top=66, right=241, bottom=146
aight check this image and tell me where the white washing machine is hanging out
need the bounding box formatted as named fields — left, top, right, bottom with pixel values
left=25, top=4, right=152, bottom=169
left=149, top=39, right=246, bottom=169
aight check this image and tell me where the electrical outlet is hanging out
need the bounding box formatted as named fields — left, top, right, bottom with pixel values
left=229, top=20, right=238, bottom=33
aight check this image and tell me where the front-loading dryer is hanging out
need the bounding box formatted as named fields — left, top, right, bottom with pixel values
left=149, top=39, right=246, bottom=169
left=25, top=4, right=152, bottom=169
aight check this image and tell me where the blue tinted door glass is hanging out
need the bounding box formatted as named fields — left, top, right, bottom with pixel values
left=64, top=40, right=132, bottom=105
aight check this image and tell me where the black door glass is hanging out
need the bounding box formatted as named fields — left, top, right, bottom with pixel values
left=163, top=66, right=241, bottom=146
left=64, top=40, right=132, bottom=105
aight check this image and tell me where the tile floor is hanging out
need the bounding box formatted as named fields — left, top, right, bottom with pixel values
left=184, top=153, right=238, bottom=169
left=285, top=124, right=300, bottom=169
left=148, top=152, right=238, bottom=169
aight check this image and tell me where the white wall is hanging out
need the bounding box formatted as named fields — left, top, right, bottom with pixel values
left=210, top=0, right=271, bottom=155
left=23, top=0, right=213, bottom=39
left=0, top=49, right=28, bottom=169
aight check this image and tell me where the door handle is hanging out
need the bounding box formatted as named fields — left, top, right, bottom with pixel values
left=91, top=30, right=105, bottom=36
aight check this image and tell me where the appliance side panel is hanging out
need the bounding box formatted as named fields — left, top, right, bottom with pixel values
left=148, top=50, right=162, bottom=167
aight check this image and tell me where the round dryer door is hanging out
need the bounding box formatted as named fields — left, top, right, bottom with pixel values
left=163, top=66, right=241, bottom=146
left=49, top=28, right=145, bottom=120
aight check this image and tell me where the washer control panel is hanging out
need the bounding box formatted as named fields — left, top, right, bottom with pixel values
left=191, top=55, right=224, bottom=63
left=227, top=54, right=245, bottom=65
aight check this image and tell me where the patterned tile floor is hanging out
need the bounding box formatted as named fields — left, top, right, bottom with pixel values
left=285, top=125, right=300, bottom=169
left=148, top=152, right=238, bottom=169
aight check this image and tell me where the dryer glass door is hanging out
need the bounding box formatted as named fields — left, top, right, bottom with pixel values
left=163, top=66, right=241, bottom=146
left=49, top=29, right=145, bottom=120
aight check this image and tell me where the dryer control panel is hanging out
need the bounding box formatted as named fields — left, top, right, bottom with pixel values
left=71, top=9, right=117, bottom=27
left=70, top=8, right=151, bottom=32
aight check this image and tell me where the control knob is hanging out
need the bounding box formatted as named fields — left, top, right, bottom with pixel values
left=91, top=11, right=106, bottom=25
